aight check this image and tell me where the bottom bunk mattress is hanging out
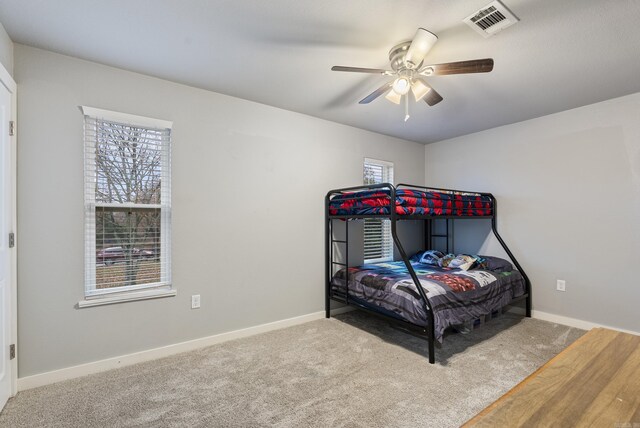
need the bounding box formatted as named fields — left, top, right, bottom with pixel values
left=330, top=261, right=526, bottom=342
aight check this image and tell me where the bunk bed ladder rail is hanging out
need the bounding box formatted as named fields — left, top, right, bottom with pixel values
left=327, top=219, right=349, bottom=306
left=325, top=182, right=396, bottom=317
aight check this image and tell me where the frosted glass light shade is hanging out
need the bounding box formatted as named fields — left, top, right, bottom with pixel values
left=385, top=90, right=402, bottom=104
left=411, top=79, right=432, bottom=102
left=392, top=77, right=411, bottom=95
left=405, top=28, right=438, bottom=69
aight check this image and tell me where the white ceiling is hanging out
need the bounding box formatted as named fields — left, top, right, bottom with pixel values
left=1, top=0, right=640, bottom=144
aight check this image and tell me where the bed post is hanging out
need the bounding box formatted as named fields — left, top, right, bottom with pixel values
left=489, top=194, right=532, bottom=317
left=389, top=185, right=436, bottom=364
left=325, top=194, right=331, bottom=319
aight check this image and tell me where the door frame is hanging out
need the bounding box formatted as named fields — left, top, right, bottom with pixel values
left=0, top=61, right=17, bottom=397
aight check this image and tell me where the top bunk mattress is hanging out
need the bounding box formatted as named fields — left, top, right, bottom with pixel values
left=328, top=188, right=493, bottom=217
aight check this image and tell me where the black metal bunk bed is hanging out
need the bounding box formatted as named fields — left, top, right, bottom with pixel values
left=325, top=183, right=531, bottom=364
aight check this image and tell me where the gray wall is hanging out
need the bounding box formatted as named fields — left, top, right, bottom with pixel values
left=425, top=92, right=640, bottom=333
left=0, top=21, right=12, bottom=75
left=15, top=44, right=425, bottom=377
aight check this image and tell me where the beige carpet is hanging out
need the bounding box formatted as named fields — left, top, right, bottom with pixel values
left=0, top=311, right=584, bottom=427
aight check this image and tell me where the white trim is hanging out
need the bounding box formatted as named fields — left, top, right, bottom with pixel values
left=82, top=108, right=172, bottom=300
left=83, top=117, right=97, bottom=297
left=364, top=255, right=394, bottom=264
left=160, top=122, right=171, bottom=286
left=80, top=106, right=172, bottom=130
left=17, top=306, right=353, bottom=391
left=531, top=310, right=639, bottom=336
left=364, top=157, right=394, bottom=168
left=0, top=63, right=16, bottom=93
left=85, top=280, right=171, bottom=298
left=78, top=288, right=176, bottom=308
left=94, top=202, right=163, bottom=209
left=9, top=74, right=16, bottom=399
left=0, top=62, right=18, bottom=399
left=25, top=305, right=639, bottom=391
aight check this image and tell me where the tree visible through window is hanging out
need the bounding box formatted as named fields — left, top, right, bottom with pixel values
left=363, top=158, right=393, bottom=263
left=83, top=107, right=171, bottom=297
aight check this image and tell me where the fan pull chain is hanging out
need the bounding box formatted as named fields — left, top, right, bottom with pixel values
left=404, top=94, right=410, bottom=122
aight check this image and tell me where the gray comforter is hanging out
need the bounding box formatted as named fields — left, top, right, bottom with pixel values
left=331, top=261, right=525, bottom=342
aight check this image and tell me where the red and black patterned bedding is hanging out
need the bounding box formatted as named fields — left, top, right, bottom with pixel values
left=328, top=189, right=492, bottom=216
left=331, top=261, right=525, bottom=342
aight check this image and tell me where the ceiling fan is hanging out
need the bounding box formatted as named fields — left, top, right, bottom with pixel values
left=331, top=28, right=494, bottom=121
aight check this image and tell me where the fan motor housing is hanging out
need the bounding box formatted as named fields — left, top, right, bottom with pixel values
left=389, top=41, right=420, bottom=71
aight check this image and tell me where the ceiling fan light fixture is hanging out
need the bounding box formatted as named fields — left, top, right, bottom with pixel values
left=404, top=28, right=438, bottom=69
left=330, top=27, right=495, bottom=116
left=392, top=77, right=411, bottom=95
left=411, top=79, right=432, bottom=102
left=385, top=90, right=402, bottom=104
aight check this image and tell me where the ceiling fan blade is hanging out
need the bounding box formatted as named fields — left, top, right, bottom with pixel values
left=424, top=87, right=443, bottom=106
left=331, top=66, right=392, bottom=75
left=420, top=58, right=494, bottom=76
left=404, top=28, right=438, bottom=69
left=359, top=82, right=393, bottom=104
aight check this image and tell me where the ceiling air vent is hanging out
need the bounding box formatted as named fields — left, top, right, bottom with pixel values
left=463, top=0, right=519, bottom=38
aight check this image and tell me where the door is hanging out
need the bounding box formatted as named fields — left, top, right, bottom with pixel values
left=0, top=74, right=15, bottom=410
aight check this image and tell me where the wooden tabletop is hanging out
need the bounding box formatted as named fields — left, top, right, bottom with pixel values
left=464, top=327, right=640, bottom=427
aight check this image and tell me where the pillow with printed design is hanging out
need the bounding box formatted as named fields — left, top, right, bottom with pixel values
left=475, top=255, right=513, bottom=273
left=440, top=254, right=478, bottom=271
left=410, top=250, right=444, bottom=266
left=411, top=251, right=511, bottom=272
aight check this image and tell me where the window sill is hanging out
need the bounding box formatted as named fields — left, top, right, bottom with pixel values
left=77, top=288, right=176, bottom=308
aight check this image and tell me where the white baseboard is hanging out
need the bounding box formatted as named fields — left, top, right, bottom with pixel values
left=21, top=305, right=633, bottom=392
left=531, top=310, right=639, bottom=336
left=17, top=306, right=353, bottom=391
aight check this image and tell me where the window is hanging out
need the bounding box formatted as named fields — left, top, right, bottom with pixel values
left=363, top=158, right=394, bottom=263
left=81, top=107, right=172, bottom=305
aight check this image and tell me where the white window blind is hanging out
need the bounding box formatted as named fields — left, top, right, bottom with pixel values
left=83, top=107, right=172, bottom=298
left=363, top=158, right=394, bottom=263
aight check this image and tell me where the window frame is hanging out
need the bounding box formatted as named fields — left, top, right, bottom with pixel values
left=80, top=106, right=174, bottom=306
left=363, top=157, right=394, bottom=264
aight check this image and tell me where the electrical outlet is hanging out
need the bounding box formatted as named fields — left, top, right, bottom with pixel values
left=191, top=294, right=201, bottom=309
left=556, top=280, right=566, bottom=292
